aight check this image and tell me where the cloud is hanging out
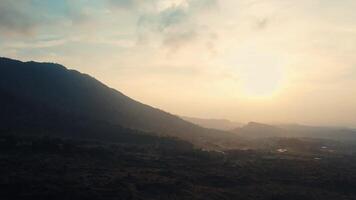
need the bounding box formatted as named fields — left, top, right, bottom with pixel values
left=0, top=0, right=218, bottom=52
left=0, top=0, right=97, bottom=37
left=108, top=0, right=159, bottom=11
left=254, top=18, right=269, bottom=30
left=158, top=6, right=187, bottom=30
left=135, top=0, right=218, bottom=51
left=137, top=0, right=217, bottom=29
left=0, top=0, right=39, bottom=36
left=162, top=29, right=197, bottom=51
left=5, top=38, right=67, bottom=49
left=109, top=0, right=135, bottom=8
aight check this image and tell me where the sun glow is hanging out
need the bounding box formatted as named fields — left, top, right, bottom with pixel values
left=235, top=53, right=286, bottom=99
left=240, top=66, right=285, bottom=98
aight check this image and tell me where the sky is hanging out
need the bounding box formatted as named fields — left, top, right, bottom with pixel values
left=1, top=0, right=356, bottom=127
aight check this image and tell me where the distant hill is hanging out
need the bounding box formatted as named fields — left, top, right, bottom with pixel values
left=0, top=57, right=241, bottom=149
left=232, top=122, right=356, bottom=141
left=232, top=122, right=286, bottom=138
left=276, top=124, right=356, bottom=141
left=182, top=116, right=242, bottom=130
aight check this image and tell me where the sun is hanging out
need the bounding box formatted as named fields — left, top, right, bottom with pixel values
left=240, top=65, right=285, bottom=98
left=235, top=54, right=286, bottom=99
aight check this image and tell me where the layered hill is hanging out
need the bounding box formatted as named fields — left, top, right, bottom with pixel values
left=182, top=116, right=242, bottom=130
left=232, top=122, right=356, bottom=141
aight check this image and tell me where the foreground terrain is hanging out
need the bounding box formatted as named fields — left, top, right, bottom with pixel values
left=1, top=135, right=356, bottom=200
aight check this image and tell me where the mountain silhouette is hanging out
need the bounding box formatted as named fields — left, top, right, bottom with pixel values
left=232, top=122, right=286, bottom=138
left=0, top=57, right=240, bottom=148
left=182, top=116, right=242, bottom=130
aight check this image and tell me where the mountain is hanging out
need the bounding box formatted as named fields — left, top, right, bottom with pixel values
left=232, top=121, right=356, bottom=141
left=182, top=116, right=242, bottom=130
left=0, top=57, right=241, bottom=148
left=232, top=122, right=286, bottom=138
left=276, top=124, right=356, bottom=141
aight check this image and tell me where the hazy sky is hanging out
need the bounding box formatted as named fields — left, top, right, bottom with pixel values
left=1, top=0, right=356, bottom=127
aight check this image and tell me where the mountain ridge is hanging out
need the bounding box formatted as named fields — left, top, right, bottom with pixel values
left=182, top=116, right=242, bottom=130
left=231, top=121, right=356, bottom=141
left=0, top=57, right=241, bottom=148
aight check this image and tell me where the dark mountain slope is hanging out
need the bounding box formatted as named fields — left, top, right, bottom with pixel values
left=0, top=86, right=196, bottom=149
left=0, top=57, right=239, bottom=148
